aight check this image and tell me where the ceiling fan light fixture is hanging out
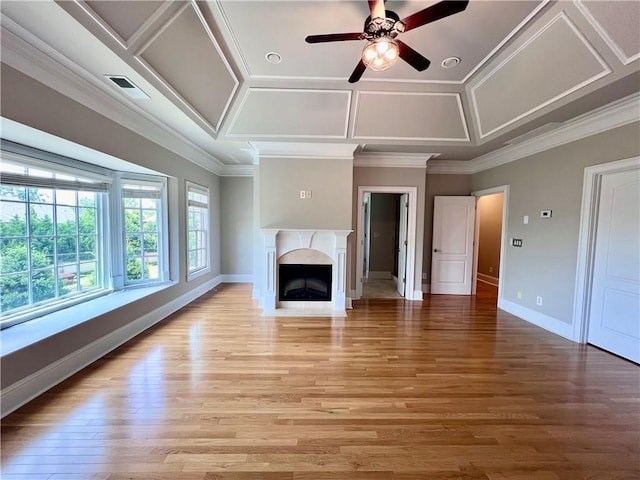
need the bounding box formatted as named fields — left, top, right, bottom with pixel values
left=362, top=37, right=399, bottom=71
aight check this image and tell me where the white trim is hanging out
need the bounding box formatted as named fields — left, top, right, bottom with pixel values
left=355, top=186, right=418, bottom=300
left=220, top=164, right=257, bottom=177
left=426, top=160, right=475, bottom=175
left=470, top=12, right=612, bottom=139
left=251, top=141, right=357, bottom=160
left=422, top=284, right=430, bottom=294
left=353, top=152, right=434, bottom=168
left=572, top=156, right=640, bottom=343
left=412, top=290, right=424, bottom=301
left=0, top=276, right=220, bottom=418
left=575, top=0, right=640, bottom=66
left=472, top=185, right=509, bottom=306
left=499, top=298, right=574, bottom=341
left=220, top=274, right=253, bottom=283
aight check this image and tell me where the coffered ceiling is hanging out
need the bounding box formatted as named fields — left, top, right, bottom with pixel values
left=1, top=1, right=638, bottom=174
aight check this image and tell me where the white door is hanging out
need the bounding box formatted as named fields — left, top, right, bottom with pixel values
left=431, top=196, right=476, bottom=295
left=587, top=168, right=640, bottom=363
left=397, top=194, right=409, bottom=296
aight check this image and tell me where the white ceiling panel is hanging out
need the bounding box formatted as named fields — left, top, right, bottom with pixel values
left=136, top=2, right=238, bottom=132
left=576, top=0, right=640, bottom=65
left=228, top=88, right=351, bottom=138
left=471, top=12, right=611, bottom=138
left=83, top=0, right=165, bottom=46
left=353, top=92, right=469, bottom=141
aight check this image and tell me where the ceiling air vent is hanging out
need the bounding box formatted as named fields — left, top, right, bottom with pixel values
left=105, top=75, right=149, bottom=100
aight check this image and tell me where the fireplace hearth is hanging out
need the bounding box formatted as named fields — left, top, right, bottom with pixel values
left=279, top=264, right=332, bottom=301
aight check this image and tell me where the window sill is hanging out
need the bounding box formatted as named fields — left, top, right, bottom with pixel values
left=0, top=282, right=176, bottom=357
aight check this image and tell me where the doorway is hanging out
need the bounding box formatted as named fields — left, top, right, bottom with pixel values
left=356, top=186, right=418, bottom=300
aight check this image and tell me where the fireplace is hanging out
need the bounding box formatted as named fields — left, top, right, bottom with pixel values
left=260, top=228, right=351, bottom=315
left=279, top=264, right=332, bottom=301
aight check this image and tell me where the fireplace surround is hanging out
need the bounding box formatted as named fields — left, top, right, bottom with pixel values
left=260, top=229, right=351, bottom=316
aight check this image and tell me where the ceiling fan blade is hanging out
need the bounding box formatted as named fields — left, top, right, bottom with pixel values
left=401, top=0, right=469, bottom=32
left=306, top=32, right=363, bottom=43
left=348, top=60, right=367, bottom=83
left=397, top=40, right=431, bottom=71
left=368, top=0, right=386, bottom=19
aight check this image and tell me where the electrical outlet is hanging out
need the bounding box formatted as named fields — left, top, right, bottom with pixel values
left=536, top=296, right=543, bottom=306
left=299, top=190, right=306, bottom=199
left=422, top=273, right=427, bottom=280
left=489, top=266, right=493, bottom=273
left=306, top=190, right=312, bottom=199
left=517, top=291, right=523, bottom=299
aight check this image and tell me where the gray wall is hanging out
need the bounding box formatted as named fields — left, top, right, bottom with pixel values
left=477, top=193, right=503, bottom=279
left=220, top=176, right=253, bottom=275
left=423, top=173, right=472, bottom=286
left=259, top=157, right=353, bottom=229
left=352, top=167, right=426, bottom=294
left=1, top=64, right=222, bottom=389
left=472, top=122, right=640, bottom=324
left=369, top=193, right=399, bottom=275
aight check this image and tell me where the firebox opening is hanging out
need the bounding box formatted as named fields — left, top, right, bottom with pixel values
left=279, top=264, right=332, bottom=301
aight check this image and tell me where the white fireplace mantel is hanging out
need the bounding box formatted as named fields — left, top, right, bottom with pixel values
left=260, top=228, right=351, bottom=316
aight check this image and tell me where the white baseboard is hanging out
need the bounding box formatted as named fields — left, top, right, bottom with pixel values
left=477, top=273, right=499, bottom=286
left=1, top=276, right=220, bottom=418
left=423, top=283, right=430, bottom=294
left=498, top=298, right=574, bottom=341
left=368, top=271, right=392, bottom=279
left=346, top=297, right=353, bottom=309
left=411, top=290, right=424, bottom=301
left=220, top=274, right=253, bottom=283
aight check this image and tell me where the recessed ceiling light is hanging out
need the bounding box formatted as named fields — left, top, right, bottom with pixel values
left=441, top=56, right=461, bottom=68
left=265, top=52, right=282, bottom=64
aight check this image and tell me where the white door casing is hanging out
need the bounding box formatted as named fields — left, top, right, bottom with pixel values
left=397, top=193, right=409, bottom=296
left=431, top=196, right=476, bottom=295
left=356, top=186, right=417, bottom=300
left=586, top=168, right=640, bottom=362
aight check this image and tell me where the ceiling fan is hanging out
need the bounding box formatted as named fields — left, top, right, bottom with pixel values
left=305, top=0, right=469, bottom=83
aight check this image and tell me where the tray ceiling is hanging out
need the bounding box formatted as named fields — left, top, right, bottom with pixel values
left=0, top=0, right=638, bottom=172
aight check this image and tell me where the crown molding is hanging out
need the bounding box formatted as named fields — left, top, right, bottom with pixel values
left=251, top=142, right=357, bottom=160
left=354, top=152, right=435, bottom=168
left=0, top=17, right=226, bottom=175
left=426, top=160, right=475, bottom=174
left=468, top=92, right=639, bottom=174
left=220, top=164, right=257, bottom=176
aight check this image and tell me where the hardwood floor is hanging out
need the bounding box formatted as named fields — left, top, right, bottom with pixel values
left=1, top=283, right=638, bottom=479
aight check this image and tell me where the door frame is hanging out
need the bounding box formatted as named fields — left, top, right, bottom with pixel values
left=471, top=185, right=509, bottom=303
left=356, top=186, right=418, bottom=300
left=572, top=156, right=640, bottom=343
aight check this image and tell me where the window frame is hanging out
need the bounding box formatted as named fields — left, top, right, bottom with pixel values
left=186, top=181, right=210, bottom=281
left=0, top=144, right=171, bottom=330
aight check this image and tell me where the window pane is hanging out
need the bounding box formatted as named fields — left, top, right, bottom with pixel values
left=125, top=209, right=141, bottom=232
left=0, top=202, right=27, bottom=237
left=29, top=187, right=53, bottom=204
left=141, top=198, right=156, bottom=209
left=0, top=273, right=29, bottom=312
left=0, top=239, right=28, bottom=273
left=31, top=237, right=54, bottom=268
left=56, top=190, right=77, bottom=206
left=30, top=204, right=54, bottom=235
left=142, top=210, right=157, bottom=231
left=78, top=236, right=96, bottom=261
left=123, top=197, right=139, bottom=208
left=143, top=233, right=158, bottom=254
left=59, top=265, right=78, bottom=294
left=127, top=258, right=143, bottom=280
left=126, top=234, right=142, bottom=256
left=0, top=186, right=26, bottom=201
left=57, top=236, right=77, bottom=264
left=146, top=257, right=159, bottom=280
left=79, top=261, right=97, bottom=289
left=32, top=269, right=57, bottom=303
left=78, top=192, right=95, bottom=208
left=188, top=231, right=196, bottom=250
left=56, top=206, right=77, bottom=233
left=78, top=208, right=96, bottom=234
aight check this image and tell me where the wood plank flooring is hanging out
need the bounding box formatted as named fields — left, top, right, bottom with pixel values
left=1, top=283, right=639, bottom=479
